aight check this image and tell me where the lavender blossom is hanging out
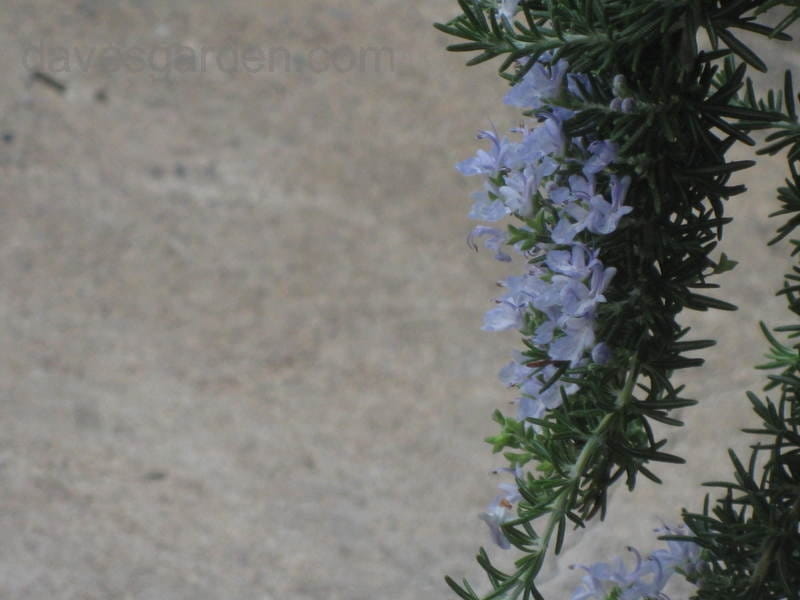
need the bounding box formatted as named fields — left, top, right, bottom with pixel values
left=551, top=174, right=631, bottom=242
left=546, top=244, right=600, bottom=280
left=521, top=364, right=579, bottom=409
left=504, top=58, right=570, bottom=110
left=518, top=116, right=567, bottom=158
left=479, top=502, right=513, bottom=550
left=483, top=300, right=524, bottom=332
left=533, top=318, right=557, bottom=345
left=459, top=57, right=636, bottom=431
left=463, top=59, right=649, bottom=555
left=587, top=175, right=633, bottom=235
left=571, top=548, right=660, bottom=600
left=468, top=226, right=512, bottom=262
left=548, top=316, right=597, bottom=366
left=499, top=355, right=579, bottom=415
left=517, top=393, right=548, bottom=422
left=457, top=128, right=518, bottom=177
left=650, top=524, right=704, bottom=578
left=583, top=141, right=619, bottom=175
left=569, top=525, right=704, bottom=600
left=468, top=188, right=508, bottom=222
left=499, top=171, right=536, bottom=217
left=480, top=465, right=524, bottom=549
left=499, top=354, right=535, bottom=386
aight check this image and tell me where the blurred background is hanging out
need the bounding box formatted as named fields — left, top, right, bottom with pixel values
left=0, top=2, right=796, bottom=598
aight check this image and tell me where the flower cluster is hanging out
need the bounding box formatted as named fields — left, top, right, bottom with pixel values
left=459, top=56, right=633, bottom=425
left=478, top=465, right=523, bottom=550
left=569, top=524, right=704, bottom=600
left=460, top=55, right=636, bottom=550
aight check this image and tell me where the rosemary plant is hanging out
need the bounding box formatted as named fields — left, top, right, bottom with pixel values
left=437, top=1, right=800, bottom=599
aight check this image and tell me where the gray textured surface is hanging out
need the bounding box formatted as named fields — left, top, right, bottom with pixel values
left=0, top=2, right=796, bottom=598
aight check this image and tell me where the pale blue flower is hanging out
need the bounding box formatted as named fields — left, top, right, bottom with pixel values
left=480, top=465, right=524, bottom=549
left=650, top=524, right=704, bottom=577
left=549, top=316, right=596, bottom=366
left=567, top=173, right=598, bottom=202
left=518, top=392, right=547, bottom=421
left=529, top=279, right=569, bottom=315
left=552, top=174, right=632, bottom=241
left=521, top=365, right=579, bottom=408
left=548, top=176, right=606, bottom=243
left=569, top=524, right=704, bottom=600
left=468, top=226, right=512, bottom=262
left=499, top=171, right=536, bottom=217
left=499, top=355, right=535, bottom=386
left=558, top=278, right=597, bottom=318
left=499, top=156, right=560, bottom=217
left=533, top=318, right=557, bottom=345
left=457, top=128, right=518, bottom=177
left=500, top=356, right=579, bottom=413
left=546, top=244, right=599, bottom=280
left=570, top=548, right=662, bottom=600
left=460, top=59, right=635, bottom=415
left=519, top=116, right=566, bottom=157
left=583, top=140, right=619, bottom=175
left=548, top=183, right=572, bottom=205
left=504, top=58, right=570, bottom=109
left=479, top=503, right=513, bottom=549
left=494, top=270, right=554, bottom=313
left=468, top=189, right=508, bottom=222
left=586, top=262, right=617, bottom=306
left=556, top=263, right=615, bottom=320
left=586, top=175, right=633, bottom=235
left=551, top=205, right=591, bottom=244
left=483, top=301, right=524, bottom=332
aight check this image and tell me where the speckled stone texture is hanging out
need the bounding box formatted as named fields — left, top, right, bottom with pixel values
left=0, top=2, right=797, bottom=599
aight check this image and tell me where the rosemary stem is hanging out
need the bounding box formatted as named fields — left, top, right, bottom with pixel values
left=513, top=357, right=640, bottom=598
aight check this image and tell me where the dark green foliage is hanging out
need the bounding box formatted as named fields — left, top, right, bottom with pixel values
left=681, top=340, right=800, bottom=597
left=438, top=1, right=800, bottom=599
left=681, top=163, right=800, bottom=600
